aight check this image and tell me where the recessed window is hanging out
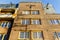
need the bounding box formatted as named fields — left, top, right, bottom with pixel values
left=0, top=34, right=3, bottom=40
left=0, top=21, right=11, bottom=28
left=49, top=20, right=59, bottom=24
left=21, top=19, right=30, bottom=25
left=31, top=11, right=39, bottom=15
left=54, top=32, right=60, bottom=40
left=22, top=11, right=30, bottom=14
left=20, top=32, right=30, bottom=38
left=31, top=19, right=41, bottom=24
left=1, top=22, right=7, bottom=28
left=33, top=32, right=43, bottom=38
left=7, top=22, right=11, bottom=28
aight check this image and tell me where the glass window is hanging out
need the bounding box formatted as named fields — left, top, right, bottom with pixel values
left=20, top=32, right=24, bottom=38
left=0, top=22, right=1, bottom=26
left=0, top=34, right=3, bottom=40
left=20, top=32, right=29, bottom=38
left=54, top=32, right=57, bottom=38
left=58, top=20, right=60, bottom=24
left=1, top=22, right=7, bottom=27
left=33, top=32, right=43, bottom=38
left=7, top=22, right=11, bottom=28
left=54, top=32, right=60, bottom=40
left=49, top=20, right=59, bottom=24
left=32, top=20, right=40, bottom=24
left=22, top=11, right=30, bottom=14
left=21, top=19, right=30, bottom=25
left=32, top=11, right=39, bottom=14
left=57, top=32, right=60, bottom=37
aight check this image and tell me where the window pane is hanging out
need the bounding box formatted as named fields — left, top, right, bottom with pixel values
left=7, top=22, right=11, bottom=28
left=22, top=20, right=25, bottom=24
left=54, top=32, right=57, bottom=38
left=51, top=20, right=55, bottom=24
left=58, top=20, right=60, bottom=24
left=32, top=20, right=40, bottom=24
left=33, top=32, right=43, bottom=38
left=57, top=32, right=60, bottom=37
left=38, top=32, right=43, bottom=38
left=22, top=19, right=30, bottom=25
left=20, top=32, right=29, bottom=38
left=49, top=20, right=59, bottom=24
left=20, top=32, right=24, bottom=38
left=1, top=22, right=7, bottom=27
left=32, top=11, right=39, bottom=14
left=54, top=20, right=59, bottom=24
left=0, top=22, right=1, bottom=26
left=0, top=34, right=3, bottom=40
left=25, top=32, right=29, bottom=38
left=33, top=32, right=37, bottom=38
left=22, top=11, right=30, bottom=14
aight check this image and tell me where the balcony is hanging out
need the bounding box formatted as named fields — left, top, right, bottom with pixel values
left=0, top=13, right=17, bottom=18
left=0, top=13, right=12, bottom=18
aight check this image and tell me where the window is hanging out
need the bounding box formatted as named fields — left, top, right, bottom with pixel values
left=1, top=22, right=7, bottom=27
left=22, top=11, right=30, bottom=14
left=21, top=19, right=30, bottom=25
left=31, top=11, right=39, bottom=14
left=0, top=22, right=1, bottom=26
left=7, top=22, right=11, bottom=28
left=54, top=32, right=60, bottom=40
left=20, top=32, right=30, bottom=38
left=0, top=21, right=11, bottom=28
left=33, top=32, right=43, bottom=38
left=0, top=34, right=3, bottom=40
left=58, top=20, right=60, bottom=24
left=49, top=20, right=59, bottom=24
left=32, top=20, right=41, bottom=24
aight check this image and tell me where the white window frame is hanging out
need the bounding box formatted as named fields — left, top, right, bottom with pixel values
left=49, top=20, right=59, bottom=24
left=33, top=32, right=43, bottom=38
left=21, top=19, right=30, bottom=25
left=32, top=11, right=39, bottom=15
left=54, top=32, right=60, bottom=40
left=22, top=11, right=30, bottom=14
left=19, top=32, right=29, bottom=39
left=31, top=20, right=40, bottom=24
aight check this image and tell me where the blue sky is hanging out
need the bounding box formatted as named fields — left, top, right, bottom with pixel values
left=0, top=0, right=60, bottom=13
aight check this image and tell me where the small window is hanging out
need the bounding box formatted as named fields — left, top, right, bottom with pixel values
left=33, top=32, right=43, bottom=38
left=0, top=21, right=11, bottom=28
left=7, top=22, right=11, bottom=28
left=1, top=22, right=7, bottom=27
left=58, top=20, right=60, bottom=24
left=22, top=11, right=30, bottom=14
left=31, top=11, right=39, bottom=15
left=54, top=32, right=60, bottom=40
left=21, top=19, right=30, bottom=25
left=0, top=34, right=3, bottom=40
left=20, top=32, right=30, bottom=38
left=31, top=19, right=41, bottom=24
left=49, top=20, right=59, bottom=24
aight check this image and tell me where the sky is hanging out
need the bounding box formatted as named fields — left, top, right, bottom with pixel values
left=0, top=0, right=60, bottom=13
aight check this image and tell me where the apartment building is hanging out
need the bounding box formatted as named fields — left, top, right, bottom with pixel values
left=0, top=4, right=17, bottom=40
left=0, top=2, right=60, bottom=40
left=9, top=2, right=60, bottom=40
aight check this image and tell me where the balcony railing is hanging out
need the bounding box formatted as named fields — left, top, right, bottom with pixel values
left=0, top=13, right=12, bottom=18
